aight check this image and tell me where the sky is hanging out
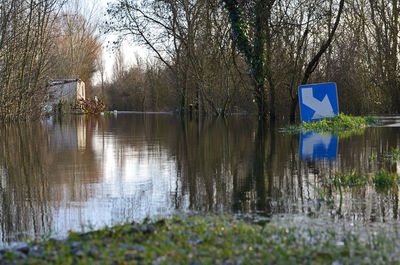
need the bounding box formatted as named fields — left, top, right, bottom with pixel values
left=92, top=0, right=149, bottom=84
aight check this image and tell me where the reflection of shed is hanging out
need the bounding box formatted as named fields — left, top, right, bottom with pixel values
left=48, top=79, right=85, bottom=105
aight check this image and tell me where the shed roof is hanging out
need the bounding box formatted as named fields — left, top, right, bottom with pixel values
left=49, top=79, right=82, bottom=86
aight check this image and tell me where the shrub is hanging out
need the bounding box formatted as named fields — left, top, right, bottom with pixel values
left=71, top=98, right=106, bottom=115
left=281, top=113, right=380, bottom=134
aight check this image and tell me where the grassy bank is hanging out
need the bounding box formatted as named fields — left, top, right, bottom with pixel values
left=1, top=215, right=400, bottom=264
left=282, top=113, right=380, bottom=134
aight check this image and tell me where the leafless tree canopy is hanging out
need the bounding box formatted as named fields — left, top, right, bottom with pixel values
left=103, top=0, right=400, bottom=120
left=1, top=0, right=400, bottom=121
left=0, top=0, right=101, bottom=121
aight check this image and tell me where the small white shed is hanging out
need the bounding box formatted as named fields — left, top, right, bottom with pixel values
left=48, top=79, right=85, bottom=105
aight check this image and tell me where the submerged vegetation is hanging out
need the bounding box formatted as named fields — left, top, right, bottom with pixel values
left=369, top=148, right=400, bottom=162
left=308, top=169, right=399, bottom=215
left=70, top=98, right=106, bottom=115
left=2, top=215, right=400, bottom=264
left=382, top=148, right=400, bottom=162
left=282, top=114, right=380, bottom=134
left=301, top=114, right=380, bottom=131
left=373, top=170, right=398, bottom=187
left=327, top=170, right=369, bottom=186
left=322, top=170, right=399, bottom=191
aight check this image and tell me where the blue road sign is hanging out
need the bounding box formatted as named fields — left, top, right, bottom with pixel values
left=298, top=83, right=339, bottom=123
left=300, top=132, right=338, bottom=161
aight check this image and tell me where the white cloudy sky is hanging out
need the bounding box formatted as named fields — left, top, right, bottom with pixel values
left=87, top=0, right=148, bottom=83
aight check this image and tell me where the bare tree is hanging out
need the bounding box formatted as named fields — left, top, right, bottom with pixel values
left=106, top=0, right=242, bottom=116
left=49, top=1, right=102, bottom=96
left=0, top=0, right=62, bottom=121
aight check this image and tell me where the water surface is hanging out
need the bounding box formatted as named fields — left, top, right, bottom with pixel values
left=1, top=114, right=400, bottom=244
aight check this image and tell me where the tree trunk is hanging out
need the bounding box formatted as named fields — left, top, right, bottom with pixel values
left=289, top=0, right=345, bottom=123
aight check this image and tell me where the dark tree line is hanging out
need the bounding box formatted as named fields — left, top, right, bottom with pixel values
left=104, top=0, right=400, bottom=122
left=105, top=0, right=249, bottom=116
left=1, top=0, right=394, bottom=122
left=1, top=0, right=399, bottom=121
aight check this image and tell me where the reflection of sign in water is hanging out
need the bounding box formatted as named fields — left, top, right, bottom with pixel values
left=298, top=83, right=339, bottom=122
left=300, top=132, right=338, bottom=160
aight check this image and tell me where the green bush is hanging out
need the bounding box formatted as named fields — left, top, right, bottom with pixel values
left=282, top=113, right=380, bottom=134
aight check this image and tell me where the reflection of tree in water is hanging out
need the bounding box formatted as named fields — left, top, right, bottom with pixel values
left=170, top=118, right=302, bottom=215
left=232, top=121, right=306, bottom=216
left=229, top=124, right=400, bottom=223
left=92, top=115, right=266, bottom=215
left=1, top=115, right=400, bottom=243
left=103, top=115, right=259, bottom=214
left=174, top=116, right=256, bottom=212
left=92, top=114, right=185, bottom=221
left=304, top=127, right=400, bottom=224
left=133, top=116, right=400, bottom=222
left=0, top=122, right=52, bottom=243
left=45, top=116, right=104, bottom=205
left=0, top=116, right=102, bottom=243
left=64, top=118, right=400, bottom=224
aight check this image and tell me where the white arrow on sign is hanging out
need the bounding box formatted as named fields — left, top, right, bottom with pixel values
left=301, top=87, right=334, bottom=119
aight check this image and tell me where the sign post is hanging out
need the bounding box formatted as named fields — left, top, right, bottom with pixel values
left=298, top=83, right=339, bottom=123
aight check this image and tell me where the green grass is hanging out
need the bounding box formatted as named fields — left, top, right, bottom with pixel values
left=281, top=113, right=380, bottom=134
left=2, top=215, right=400, bottom=264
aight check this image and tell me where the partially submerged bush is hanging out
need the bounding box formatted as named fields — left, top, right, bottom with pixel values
left=281, top=113, right=380, bottom=134
left=301, top=113, right=379, bottom=131
left=322, top=170, right=398, bottom=191
left=71, top=98, right=106, bottom=115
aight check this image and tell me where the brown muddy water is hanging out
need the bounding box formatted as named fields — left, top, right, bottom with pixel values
left=0, top=114, right=400, bottom=245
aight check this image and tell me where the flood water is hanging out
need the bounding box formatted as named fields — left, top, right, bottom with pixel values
left=1, top=114, right=400, bottom=244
